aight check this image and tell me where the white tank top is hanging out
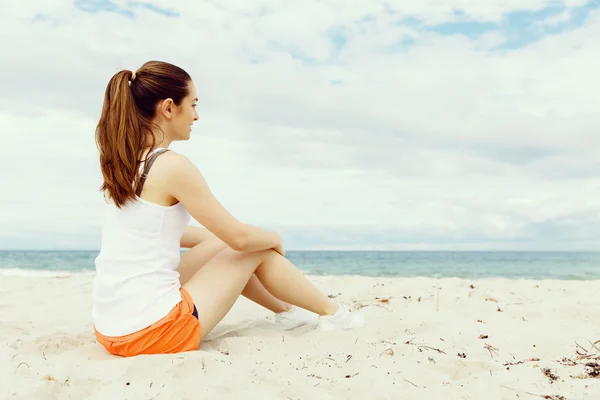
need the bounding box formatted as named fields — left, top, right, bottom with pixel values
left=92, top=148, right=191, bottom=337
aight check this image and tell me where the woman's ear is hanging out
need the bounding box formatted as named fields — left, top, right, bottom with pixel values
left=159, top=98, right=174, bottom=119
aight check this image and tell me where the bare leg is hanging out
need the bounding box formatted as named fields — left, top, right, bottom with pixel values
left=178, top=238, right=291, bottom=314
left=183, top=248, right=339, bottom=339
left=242, top=275, right=291, bottom=313
left=177, top=237, right=228, bottom=285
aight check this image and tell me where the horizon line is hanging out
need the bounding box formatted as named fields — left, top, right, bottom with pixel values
left=1, top=249, right=599, bottom=253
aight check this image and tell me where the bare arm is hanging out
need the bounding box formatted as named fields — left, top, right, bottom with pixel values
left=164, top=153, right=281, bottom=252
left=180, top=225, right=221, bottom=248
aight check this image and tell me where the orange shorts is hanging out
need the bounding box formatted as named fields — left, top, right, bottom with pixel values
left=94, top=288, right=201, bottom=357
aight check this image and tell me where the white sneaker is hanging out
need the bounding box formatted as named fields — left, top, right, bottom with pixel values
left=275, top=306, right=319, bottom=330
left=318, top=304, right=365, bottom=331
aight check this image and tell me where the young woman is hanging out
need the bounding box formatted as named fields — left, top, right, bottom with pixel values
left=92, top=60, right=365, bottom=357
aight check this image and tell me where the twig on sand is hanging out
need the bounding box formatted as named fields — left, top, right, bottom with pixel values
left=503, top=357, right=539, bottom=366
left=575, top=339, right=600, bottom=360
left=417, top=345, right=446, bottom=355
left=575, top=342, right=589, bottom=354
left=16, top=362, right=30, bottom=370
left=404, top=379, right=421, bottom=388
left=484, top=343, right=499, bottom=358
left=355, top=302, right=392, bottom=312
left=403, top=338, right=446, bottom=354
left=588, top=339, right=600, bottom=353
left=549, top=339, right=600, bottom=380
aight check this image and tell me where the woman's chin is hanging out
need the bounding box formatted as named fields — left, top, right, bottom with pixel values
left=178, top=129, right=192, bottom=141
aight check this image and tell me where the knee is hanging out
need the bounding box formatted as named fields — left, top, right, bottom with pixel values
left=262, top=248, right=280, bottom=261
left=223, top=247, right=280, bottom=269
left=253, top=248, right=279, bottom=260
left=253, top=249, right=282, bottom=272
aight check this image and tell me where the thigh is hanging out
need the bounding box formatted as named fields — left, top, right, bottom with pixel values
left=183, top=247, right=272, bottom=339
left=178, top=238, right=228, bottom=285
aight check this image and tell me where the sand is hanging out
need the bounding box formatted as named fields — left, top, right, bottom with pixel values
left=1, top=273, right=599, bottom=399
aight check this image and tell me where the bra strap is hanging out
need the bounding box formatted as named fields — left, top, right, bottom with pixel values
left=135, top=148, right=170, bottom=197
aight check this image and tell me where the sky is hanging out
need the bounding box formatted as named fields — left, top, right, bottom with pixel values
left=1, top=0, right=600, bottom=251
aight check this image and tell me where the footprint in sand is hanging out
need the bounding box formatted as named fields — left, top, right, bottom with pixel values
left=35, top=332, right=96, bottom=356
left=428, top=358, right=502, bottom=381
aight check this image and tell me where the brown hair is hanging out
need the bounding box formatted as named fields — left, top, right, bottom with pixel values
left=95, top=60, right=192, bottom=208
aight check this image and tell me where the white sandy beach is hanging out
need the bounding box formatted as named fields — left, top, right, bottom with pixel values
left=1, top=273, right=599, bottom=399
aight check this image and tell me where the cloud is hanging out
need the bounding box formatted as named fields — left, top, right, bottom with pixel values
left=2, top=0, right=600, bottom=250
left=535, top=9, right=573, bottom=28
left=72, top=0, right=179, bottom=18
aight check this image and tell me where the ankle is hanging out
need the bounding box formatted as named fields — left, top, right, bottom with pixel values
left=321, top=302, right=340, bottom=316
left=281, top=303, right=292, bottom=313
left=274, top=302, right=292, bottom=314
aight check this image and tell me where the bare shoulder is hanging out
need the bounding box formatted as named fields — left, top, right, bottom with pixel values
left=152, top=150, right=200, bottom=180
left=153, top=150, right=208, bottom=194
left=140, top=149, right=204, bottom=194
left=156, top=149, right=194, bottom=170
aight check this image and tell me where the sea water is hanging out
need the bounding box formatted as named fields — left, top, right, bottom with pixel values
left=1, top=250, right=600, bottom=280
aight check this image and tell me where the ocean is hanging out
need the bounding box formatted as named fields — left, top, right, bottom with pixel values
left=1, top=250, right=600, bottom=280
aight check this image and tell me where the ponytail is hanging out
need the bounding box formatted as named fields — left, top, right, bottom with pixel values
left=95, top=70, right=154, bottom=208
